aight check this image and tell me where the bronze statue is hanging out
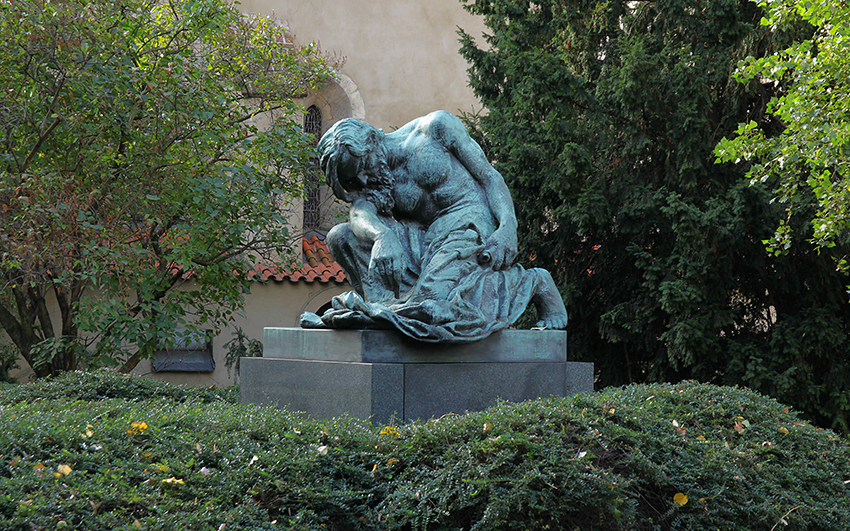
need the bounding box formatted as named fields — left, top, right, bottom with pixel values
left=300, top=111, right=567, bottom=342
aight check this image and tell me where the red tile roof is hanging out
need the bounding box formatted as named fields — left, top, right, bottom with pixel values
left=249, top=236, right=346, bottom=283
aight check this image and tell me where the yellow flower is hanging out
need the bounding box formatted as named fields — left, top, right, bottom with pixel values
left=380, top=426, right=400, bottom=437
left=127, top=422, right=149, bottom=435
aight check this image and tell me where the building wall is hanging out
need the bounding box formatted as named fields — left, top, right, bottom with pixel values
left=238, top=0, right=487, bottom=131
left=8, top=279, right=348, bottom=387
left=136, top=280, right=348, bottom=387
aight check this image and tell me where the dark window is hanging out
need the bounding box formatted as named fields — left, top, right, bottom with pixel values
left=152, top=329, right=214, bottom=372
left=303, top=105, right=322, bottom=229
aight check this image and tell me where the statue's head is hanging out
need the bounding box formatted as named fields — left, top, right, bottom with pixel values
left=318, top=118, right=385, bottom=201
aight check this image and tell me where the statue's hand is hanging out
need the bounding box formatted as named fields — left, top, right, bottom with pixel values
left=481, top=227, right=518, bottom=270
left=369, top=232, right=406, bottom=298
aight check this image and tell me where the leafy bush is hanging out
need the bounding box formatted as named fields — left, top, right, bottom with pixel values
left=0, top=373, right=847, bottom=530
left=0, top=343, right=19, bottom=383
left=223, top=327, right=264, bottom=380
left=0, top=369, right=235, bottom=405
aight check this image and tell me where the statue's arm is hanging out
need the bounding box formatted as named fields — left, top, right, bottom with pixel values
left=431, top=111, right=519, bottom=269
left=349, top=198, right=405, bottom=297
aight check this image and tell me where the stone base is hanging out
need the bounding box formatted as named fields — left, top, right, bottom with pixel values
left=239, top=328, right=593, bottom=423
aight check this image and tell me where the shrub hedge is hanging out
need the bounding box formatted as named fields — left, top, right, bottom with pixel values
left=0, top=371, right=848, bottom=530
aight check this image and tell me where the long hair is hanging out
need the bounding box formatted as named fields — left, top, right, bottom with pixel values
left=317, top=118, right=385, bottom=201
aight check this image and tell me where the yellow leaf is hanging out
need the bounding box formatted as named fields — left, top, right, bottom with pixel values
left=380, top=426, right=400, bottom=437
left=33, top=463, right=45, bottom=470
left=779, top=426, right=789, bottom=434
left=57, top=464, right=72, bottom=475
left=161, top=477, right=184, bottom=485
left=127, top=422, right=149, bottom=435
left=155, top=463, right=169, bottom=473
left=673, top=492, right=688, bottom=506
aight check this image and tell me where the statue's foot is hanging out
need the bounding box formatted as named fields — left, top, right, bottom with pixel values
left=532, top=269, right=568, bottom=330
left=300, top=312, right=327, bottom=329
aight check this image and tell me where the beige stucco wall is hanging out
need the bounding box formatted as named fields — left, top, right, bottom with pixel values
left=8, top=279, right=348, bottom=387
left=136, top=280, right=348, bottom=387
left=238, top=0, right=487, bottom=131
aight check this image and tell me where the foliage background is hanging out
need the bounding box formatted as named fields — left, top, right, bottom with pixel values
left=458, top=0, right=850, bottom=433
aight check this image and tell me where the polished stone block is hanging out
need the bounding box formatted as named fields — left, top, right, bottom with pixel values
left=240, top=328, right=593, bottom=423
left=262, top=327, right=568, bottom=363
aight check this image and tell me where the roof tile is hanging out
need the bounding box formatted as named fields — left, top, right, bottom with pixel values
left=249, top=236, right=346, bottom=283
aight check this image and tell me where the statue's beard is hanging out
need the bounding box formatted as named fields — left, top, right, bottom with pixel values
left=361, top=167, right=395, bottom=216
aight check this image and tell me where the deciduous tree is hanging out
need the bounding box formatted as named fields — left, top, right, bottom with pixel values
left=716, top=0, right=850, bottom=266
left=0, top=0, right=335, bottom=376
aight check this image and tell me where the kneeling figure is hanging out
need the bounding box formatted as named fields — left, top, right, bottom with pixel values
left=300, top=111, right=567, bottom=342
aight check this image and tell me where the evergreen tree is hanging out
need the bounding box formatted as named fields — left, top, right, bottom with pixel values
left=459, top=0, right=850, bottom=431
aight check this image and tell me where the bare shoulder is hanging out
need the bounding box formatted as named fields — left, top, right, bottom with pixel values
left=423, top=110, right=463, bottom=130
left=418, top=111, right=468, bottom=146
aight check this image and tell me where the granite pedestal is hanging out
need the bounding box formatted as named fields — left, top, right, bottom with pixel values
left=239, top=328, right=593, bottom=423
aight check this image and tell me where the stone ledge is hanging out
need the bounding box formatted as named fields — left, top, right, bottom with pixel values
left=263, top=327, right=568, bottom=363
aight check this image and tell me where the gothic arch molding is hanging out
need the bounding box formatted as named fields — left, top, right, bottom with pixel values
left=301, top=73, right=365, bottom=135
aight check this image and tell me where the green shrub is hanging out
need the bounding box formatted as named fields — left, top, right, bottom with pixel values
left=375, top=383, right=850, bottom=530
left=0, top=369, right=236, bottom=405
left=0, top=373, right=847, bottom=530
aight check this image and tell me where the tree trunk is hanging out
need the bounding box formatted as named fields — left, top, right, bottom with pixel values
left=0, top=280, right=85, bottom=378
